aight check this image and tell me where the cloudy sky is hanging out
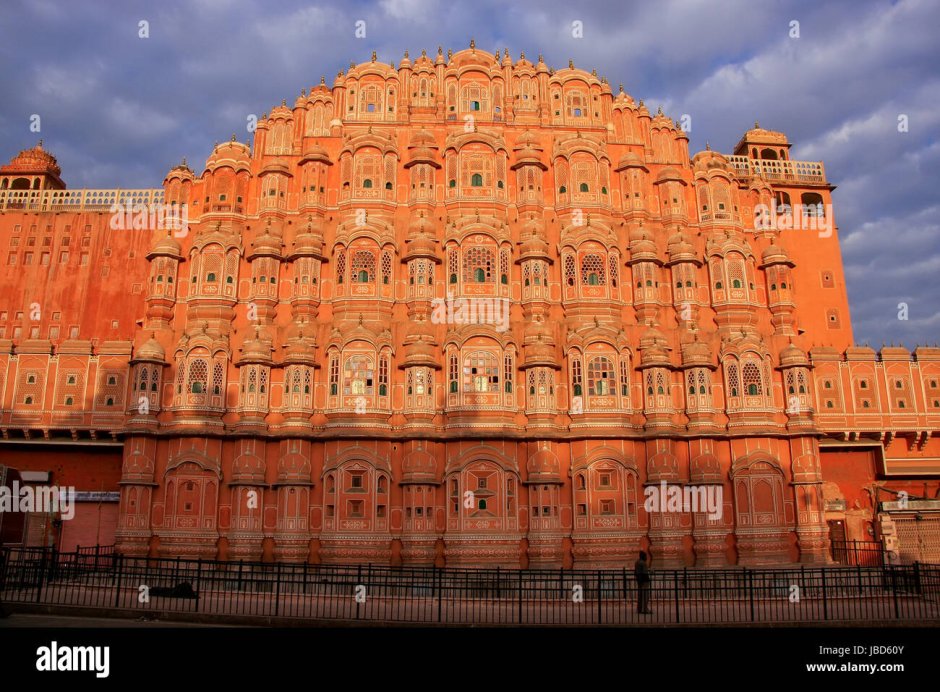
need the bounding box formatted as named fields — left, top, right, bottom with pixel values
left=1, top=0, right=936, bottom=348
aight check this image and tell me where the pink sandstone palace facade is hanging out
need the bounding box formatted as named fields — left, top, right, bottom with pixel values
left=0, top=45, right=938, bottom=567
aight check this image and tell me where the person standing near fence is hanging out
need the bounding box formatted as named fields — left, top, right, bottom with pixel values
left=634, top=551, right=652, bottom=614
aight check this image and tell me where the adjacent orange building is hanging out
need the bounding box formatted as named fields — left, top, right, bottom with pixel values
left=1, top=45, right=937, bottom=567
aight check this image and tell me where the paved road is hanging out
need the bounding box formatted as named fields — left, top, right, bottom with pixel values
left=0, top=612, right=242, bottom=627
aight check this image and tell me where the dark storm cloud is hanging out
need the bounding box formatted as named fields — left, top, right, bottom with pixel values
left=0, top=0, right=937, bottom=346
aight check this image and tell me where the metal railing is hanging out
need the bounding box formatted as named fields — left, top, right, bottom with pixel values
left=830, top=540, right=886, bottom=567
left=2, top=547, right=938, bottom=625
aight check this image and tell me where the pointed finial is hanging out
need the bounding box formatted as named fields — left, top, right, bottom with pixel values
left=638, top=99, right=644, bottom=107
left=470, top=38, right=475, bottom=50
left=37, top=139, right=43, bottom=148
left=447, top=48, right=453, bottom=59
left=755, top=120, right=760, bottom=128
left=404, top=49, right=409, bottom=58
left=231, top=133, right=237, bottom=142
left=358, top=313, right=364, bottom=326
left=537, top=53, right=542, bottom=63
left=320, top=75, right=326, bottom=85
left=495, top=48, right=500, bottom=60
left=657, top=105, right=663, bottom=115
left=592, top=68, right=597, bottom=76
left=181, top=157, right=187, bottom=167
left=281, top=99, right=287, bottom=106
left=422, top=48, right=427, bottom=57
left=437, top=45, right=443, bottom=55
left=568, top=59, right=574, bottom=69
left=371, top=50, right=377, bottom=62
left=390, top=60, right=395, bottom=69
left=705, top=141, right=711, bottom=151
left=619, top=83, right=624, bottom=93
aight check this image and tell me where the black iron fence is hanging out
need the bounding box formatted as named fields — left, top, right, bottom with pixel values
left=1, top=546, right=938, bottom=625
left=830, top=540, right=886, bottom=567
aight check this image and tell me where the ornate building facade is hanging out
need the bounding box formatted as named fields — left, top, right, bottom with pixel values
left=1, top=45, right=938, bottom=567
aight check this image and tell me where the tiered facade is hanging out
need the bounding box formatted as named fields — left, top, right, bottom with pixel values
left=1, top=45, right=938, bottom=567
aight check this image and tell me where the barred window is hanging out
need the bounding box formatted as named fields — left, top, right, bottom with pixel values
left=620, top=359, right=629, bottom=397
left=572, top=358, right=583, bottom=396
left=329, top=355, right=339, bottom=395
left=504, top=352, right=513, bottom=393
left=379, top=356, right=389, bottom=396
left=336, top=250, right=346, bottom=284
left=449, top=353, right=459, bottom=393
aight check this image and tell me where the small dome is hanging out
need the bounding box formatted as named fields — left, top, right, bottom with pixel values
left=760, top=243, right=793, bottom=267
left=148, top=233, right=182, bottom=259
left=134, top=335, right=166, bottom=364
left=299, top=142, right=332, bottom=166
left=2, top=140, right=61, bottom=177
left=205, top=138, right=251, bottom=172
left=249, top=221, right=284, bottom=258
left=238, top=328, right=273, bottom=365
left=779, top=342, right=809, bottom=368
left=402, top=447, right=437, bottom=484
left=526, top=448, right=561, bottom=482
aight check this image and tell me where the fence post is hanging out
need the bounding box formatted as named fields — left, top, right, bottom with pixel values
left=274, top=561, right=281, bottom=617
left=94, top=544, right=100, bottom=573
left=913, top=562, right=921, bottom=596
left=821, top=568, right=828, bottom=621
left=891, top=566, right=900, bottom=619
left=436, top=565, right=442, bottom=624
left=517, top=568, right=523, bottom=625
left=195, top=558, right=202, bottom=613
left=113, top=554, right=122, bottom=609
left=356, top=564, right=362, bottom=620
left=674, top=570, right=680, bottom=623
left=853, top=540, right=859, bottom=567
left=747, top=568, right=755, bottom=622
left=35, top=548, right=47, bottom=603
left=496, top=566, right=501, bottom=600
left=596, top=570, right=602, bottom=625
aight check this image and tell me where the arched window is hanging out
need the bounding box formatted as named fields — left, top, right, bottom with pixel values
left=579, top=182, right=589, bottom=192
left=345, top=355, right=374, bottom=396
left=363, top=179, right=373, bottom=189
left=742, top=361, right=763, bottom=396
left=463, top=245, right=495, bottom=284
left=464, top=351, right=499, bottom=392
left=588, top=356, right=615, bottom=396
left=471, top=173, right=483, bottom=187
